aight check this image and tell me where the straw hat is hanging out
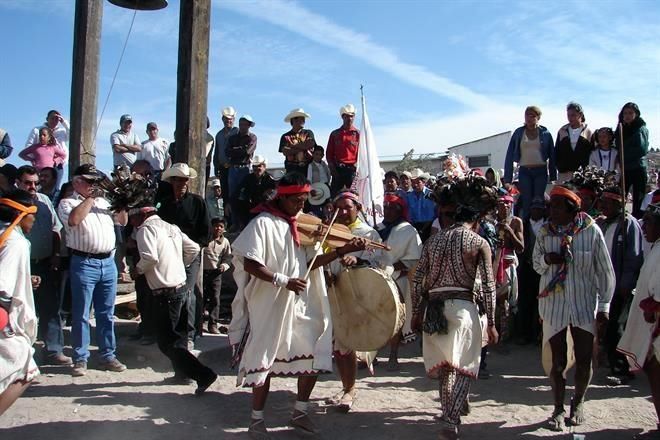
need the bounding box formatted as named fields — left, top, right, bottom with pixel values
left=161, top=163, right=198, bottom=180
left=309, top=183, right=331, bottom=206
left=340, top=104, right=356, bottom=116
left=284, top=108, right=311, bottom=123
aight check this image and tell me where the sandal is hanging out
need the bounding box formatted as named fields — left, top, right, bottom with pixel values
left=547, top=410, right=565, bottom=432
left=387, top=358, right=401, bottom=371
left=337, top=389, right=356, bottom=413
left=248, top=418, right=272, bottom=440
left=325, top=389, right=345, bottom=405
left=568, top=398, right=585, bottom=426
left=289, top=409, right=320, bottom=435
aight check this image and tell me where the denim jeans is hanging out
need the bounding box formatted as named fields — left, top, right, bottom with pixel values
left=32, top=260, right=64, bottom=354
left=69, top=254, right=118, bottom=363
left=518, top=166, right=548, bottom=221
left=153, top=288, right=215, bottom=382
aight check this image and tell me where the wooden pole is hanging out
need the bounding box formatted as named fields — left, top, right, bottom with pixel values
left=174, top=0, right=211, bottom=196
left=69, top=0, right=103, bottom=176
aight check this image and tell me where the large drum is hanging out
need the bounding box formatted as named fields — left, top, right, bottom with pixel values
left=329, top=266, right=405, bottom=351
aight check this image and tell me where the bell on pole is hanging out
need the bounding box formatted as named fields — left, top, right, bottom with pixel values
left=107, top=0, right=167, bottom=11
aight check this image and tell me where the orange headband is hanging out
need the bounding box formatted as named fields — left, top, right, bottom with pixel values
left=550, top=186, right=582, bottom=207
left=276, top=184, right=311, bottom=196
left=0, top=198, right=37, bottom=248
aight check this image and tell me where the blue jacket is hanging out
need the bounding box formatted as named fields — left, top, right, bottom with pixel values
left=405, top=187, right=436, bottom=223
left=503, top=125, right=556, bottom=183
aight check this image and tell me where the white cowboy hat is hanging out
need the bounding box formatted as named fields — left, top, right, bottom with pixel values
left=210, top=178, right=221, bottom=187
left=410, top=168, right=428, bottom=180
left=252, top=154, right=267, bottom=167
left=309, top=182, right=331, bottom=206
left=284, top=108, right=311, bottom=123
left=161, top=163, right=198, bottom=181
left=239, top=114, right=255, bottom=127
left=400, top=170, right=412, bottom=178
left=340, top=104, right=356, bottom=116
left=221, top=106, right=236, bottom=118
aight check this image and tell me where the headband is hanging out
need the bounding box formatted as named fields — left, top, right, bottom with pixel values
left=549, top=186, right=582, bottom=207
left=384, top=193, right=409, bottom=221
left=128, top=206, right=157, bottom=216
left=332, top=191, right=361, bottom=206
left=0, top=198, right=38, bottom=248
left=499, top=195, right=514, bottom=204
left=578, top=187, right=596, bottom=197
left=276, top=184, right=311, bottom=197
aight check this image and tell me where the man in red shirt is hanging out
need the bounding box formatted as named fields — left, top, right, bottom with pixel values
left=327, top=104, right=360, bottom=194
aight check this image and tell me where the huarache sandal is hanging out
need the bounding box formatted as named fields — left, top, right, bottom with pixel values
left=248, top=418, right=273, bottom=440
left=289, top=409, right=320, bottom=435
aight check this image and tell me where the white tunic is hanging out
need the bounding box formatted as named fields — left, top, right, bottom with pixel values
left=228, top=213, right=333, bottom=387
left=0, top=228, right=39, bottom=393
left=618, top=239, right=660, bottom=371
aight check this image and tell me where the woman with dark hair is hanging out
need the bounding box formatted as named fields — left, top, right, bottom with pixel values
left=503, top=105, right=556, bottom=221
left=615, top=102, right=650, bottom=219
left=555, top=102, right=593, bottom=183
left=412, top=175, right=499, bottom=439
left=0, top=190, right=39, bottom=415
left=533, top=185, right=615, bottom=431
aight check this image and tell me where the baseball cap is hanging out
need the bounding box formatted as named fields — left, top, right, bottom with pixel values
left=120, top=114, right=133, bottom=124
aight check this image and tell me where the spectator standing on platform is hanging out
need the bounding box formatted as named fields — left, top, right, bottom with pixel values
left=57, top=164, right=128, bottom=377
left=226, top=115, right=257, bottom=226
left=327, top=105, right=360, bottom=194
left=15, top=166, right=69, bottom=366
left=206, top=178, right=225, bottom=222
left=202, top=218, right=232, bottom=335
left=615, top=102, right=650, bottom=219
left=306, top=145, right=331, bottom=186
left=138, top=122, right=170, bottom=175
left=25, top=110, right=69, bottom=186
left=280, top=108, right=316, bottom=176
left=111, top=114, right=141, bottom=168
left=213, top=107, right=238, bottom=213
left=503, top=105, right=556, bottom=221
left=589, top=127, right=620, bottom=173
left=555, top=102, right=593, bottom=183
left=18, top=127, right=66, bottom=172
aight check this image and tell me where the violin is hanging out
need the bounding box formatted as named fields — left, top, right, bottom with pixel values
left=296, top=213, right=390, bottom=251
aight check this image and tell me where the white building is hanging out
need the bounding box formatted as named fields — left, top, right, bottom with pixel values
left=446, top=131, right=511, bottom=175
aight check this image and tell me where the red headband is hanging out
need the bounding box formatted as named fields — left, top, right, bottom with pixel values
left=276, top=184, right=311, bottom=196
left=499, top=195, right=514, bottom=204
left=384, top=193, right=409, bottom=221
left=601, top=191, right=623, bottom=203
left=578, top=187, right=596, bottom=197
left=550, top=186, right=582, bottom=207
left=333, top=191, right=361, bottom=206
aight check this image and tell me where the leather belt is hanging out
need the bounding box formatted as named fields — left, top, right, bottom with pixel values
left=71, top=249, right=112, bottom=260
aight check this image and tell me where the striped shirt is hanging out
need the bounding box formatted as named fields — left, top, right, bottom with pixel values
left=57, top=193, right=116, bottom=254
left=532, top=219, right=615, bottom=329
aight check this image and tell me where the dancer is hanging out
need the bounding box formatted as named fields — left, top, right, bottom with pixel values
left=412, top=175, right=499, bottom=439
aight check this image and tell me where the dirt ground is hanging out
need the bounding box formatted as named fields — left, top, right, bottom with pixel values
left=1, top=319, right=657, bottom=439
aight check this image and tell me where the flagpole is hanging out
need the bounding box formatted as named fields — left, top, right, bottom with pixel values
left=360, top=84, right=378, bottom=226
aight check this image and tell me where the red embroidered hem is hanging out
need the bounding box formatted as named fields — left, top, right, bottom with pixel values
left=426, top=361, right=477, bottom=379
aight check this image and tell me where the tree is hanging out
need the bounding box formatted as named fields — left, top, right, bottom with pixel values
left=390, top=148, right=440, bottom=173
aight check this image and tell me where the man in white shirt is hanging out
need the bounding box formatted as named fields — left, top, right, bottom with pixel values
left=111, top=114, right=141, bottom=168
left=57, top=164, right=128, bottom=377
left=137, top=122, right=170, bottom=173
left=130, top=205, right=217, bottom=394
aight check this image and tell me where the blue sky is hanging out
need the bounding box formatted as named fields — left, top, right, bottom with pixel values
left=1, top=0, right=658, bottom=174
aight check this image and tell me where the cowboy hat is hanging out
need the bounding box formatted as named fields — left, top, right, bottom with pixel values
left=400, top=171, right=412, bottom=179
left=340, top=104, right=356, bottom=116
left=309, top=183, right=331, bottom=206
left=252, top=154, right=267, bottom=167
left=221, top=106, right=236, bottom=118
left=239, top=115, right=255, bottom=127
left=410, top=168, right=429, bottom=180
left=284, top=108, right=311, bottom=123
left=161, top=163, right=198, bottom=181
left=210, top=178, right=221, bottom=187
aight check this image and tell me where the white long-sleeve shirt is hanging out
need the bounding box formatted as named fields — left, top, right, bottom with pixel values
left=533, top=218, right=615, bottom=329
left=135, top=215, right=200, bottom=290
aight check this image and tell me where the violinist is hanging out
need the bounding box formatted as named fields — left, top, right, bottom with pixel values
left=324, top=190, right=385, bottom=413
left=228, top=172, right=366, bottom=439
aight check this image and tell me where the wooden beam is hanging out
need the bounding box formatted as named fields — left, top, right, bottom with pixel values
left=69, top=0, right=103, bottom=176
left=174, top=0, right=211, bottom=196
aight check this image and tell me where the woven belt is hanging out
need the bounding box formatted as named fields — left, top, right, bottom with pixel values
left=71, top=249, right=112, bottom=260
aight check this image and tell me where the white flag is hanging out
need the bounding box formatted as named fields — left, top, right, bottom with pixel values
left=353, top=93, right=384, bottom=226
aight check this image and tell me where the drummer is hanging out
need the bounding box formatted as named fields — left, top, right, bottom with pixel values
left=227, top=173, right=366, bottom=438
left=377, top=193, right=422, bottom=370
left=325, top=190, right=385, bottom=413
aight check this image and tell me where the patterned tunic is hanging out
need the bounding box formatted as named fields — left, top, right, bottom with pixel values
left=412, top=224, right=496, bottom=326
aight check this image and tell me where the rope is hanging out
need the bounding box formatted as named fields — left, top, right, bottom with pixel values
left=86, top=8, right=138, bottom=159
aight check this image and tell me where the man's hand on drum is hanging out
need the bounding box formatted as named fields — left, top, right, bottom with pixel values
left=340, top=255, right=359, bottom=266
left=339, top=237, right=367, bottom=255
left=286, top=278, right=307, bottom=294
left=487, top=325, right=499, bottom=345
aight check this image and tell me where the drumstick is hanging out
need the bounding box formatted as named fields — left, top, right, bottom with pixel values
left=303, top=209, right=339, bottom=281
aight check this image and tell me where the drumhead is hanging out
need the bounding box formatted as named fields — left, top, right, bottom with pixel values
left=330, top=266, right=404, bottom=351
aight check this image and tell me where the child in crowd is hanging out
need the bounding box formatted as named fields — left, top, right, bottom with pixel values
left=18, top=127, right=67, bottom=172
left=589, top=127, right=620, bottom=173
left=306, top=145, right=331, bottom=186
left=202, top=218, right=232, bottom=334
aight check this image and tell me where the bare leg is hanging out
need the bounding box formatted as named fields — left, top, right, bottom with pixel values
left=335, top=351, right=357, bottom=393
left=252, top=376, right=271, bottom=411
left=0, top=381, right=31, bottom=416
left=644, top=355, right=660, bottom=424
left=548, top=328, right=568, bottom=430
left=569, top=326, right=594, bottom=425
left=388, top=332, right=402, bottom=370
left=297, top=375, right=317, bottom=402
